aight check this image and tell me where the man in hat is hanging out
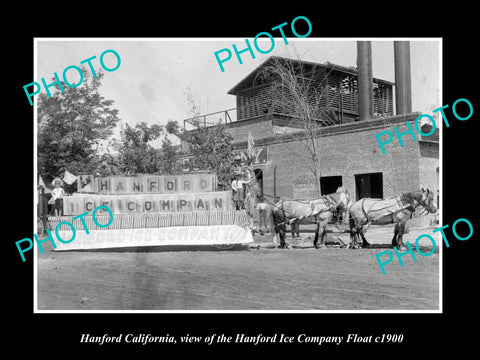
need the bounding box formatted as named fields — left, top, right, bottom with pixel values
left=230, top=154, right=243, bottom=177
left=231, top=171, right=246, bottom=210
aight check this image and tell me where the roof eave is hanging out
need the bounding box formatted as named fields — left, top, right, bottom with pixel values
left=227, top=55, right=395, bottom=95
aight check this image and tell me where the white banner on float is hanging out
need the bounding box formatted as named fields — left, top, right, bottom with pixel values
left=53, top=225, right=253, bottom=251
left=78, top=173, right=217, bottom=194
left=63, top=191, right=233, bottom=215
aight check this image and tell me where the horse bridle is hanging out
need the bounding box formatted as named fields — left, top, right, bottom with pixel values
left=416, top=194, right=436, bottom=214
left=400, top=190, right=435, bottom=217
left=313, top=192, right=348, bottom=215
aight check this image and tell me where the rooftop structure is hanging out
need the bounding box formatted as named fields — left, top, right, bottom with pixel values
left=184, top=56, right=394, bottom=129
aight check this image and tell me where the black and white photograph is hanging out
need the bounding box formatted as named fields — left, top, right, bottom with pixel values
left=6, top=7, right=478, bottom=355
left=32, top=38, right=441, bottom=312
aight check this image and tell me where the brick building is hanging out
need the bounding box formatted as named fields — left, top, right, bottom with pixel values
left=180, top=55, right=439, bottom=226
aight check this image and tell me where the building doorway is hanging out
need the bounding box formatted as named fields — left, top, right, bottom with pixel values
left=253, top=168, right=264, bottom=201
left=320, top=175, right=343, bottom=195
left=320, top=175, right=344, bottom=223
left=354, top=172, right=383, bottom=200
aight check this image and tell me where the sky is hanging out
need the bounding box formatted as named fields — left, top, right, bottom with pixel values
left=35, top=38, right=441, bottom=145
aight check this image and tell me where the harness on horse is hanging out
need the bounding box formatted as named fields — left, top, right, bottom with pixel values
left=322, top=194, right=342, bottom=213
left=277, top=194, right=342, bottom=226
left=358, top=193, right=420, bottom=225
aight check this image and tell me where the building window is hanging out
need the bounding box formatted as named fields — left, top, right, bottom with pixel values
left=354, top=172, right=383, bottom=200
left=320, top=175, right=343, bottom=195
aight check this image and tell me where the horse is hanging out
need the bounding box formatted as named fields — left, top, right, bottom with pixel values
left=348, top=187, right=437, bottom=250
left=266, top=187, right=353, bottom=249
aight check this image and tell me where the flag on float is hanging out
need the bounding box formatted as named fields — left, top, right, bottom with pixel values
left=63, top=170, right=78, bottom=185
left=38, top=175, right=51, bottom=193
left=247, top=132, right=255, bottom=160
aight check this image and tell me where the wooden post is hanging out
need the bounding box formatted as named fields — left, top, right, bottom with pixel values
left=339, top=76, right=344, bottom=124
left=273, top=165, right=277, bottom=201
left=39, top=186, right=48, bottom=229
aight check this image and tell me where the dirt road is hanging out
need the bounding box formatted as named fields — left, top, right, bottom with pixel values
left=36, top=225, right=439, bottom=311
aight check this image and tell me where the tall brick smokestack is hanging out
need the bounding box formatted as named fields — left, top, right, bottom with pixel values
left=394, top=41, right=412, bottom=115
left=357, top=41, right=374, bottom=121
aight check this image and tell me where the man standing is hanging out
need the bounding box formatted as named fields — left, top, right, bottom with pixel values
left=231, top=171, right=246, bottom=210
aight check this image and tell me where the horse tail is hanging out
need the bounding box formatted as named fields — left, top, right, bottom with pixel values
left=348, top=207, right=361, bottom=248
left=349, top=214, right=358, bottom=236
left=263, top=204, right=280, bottom=245
left=262, top=204, right=276, bottom=234
left=349, top=215, right=356, bottom=231
left=271, top=203, right=283, bottom=230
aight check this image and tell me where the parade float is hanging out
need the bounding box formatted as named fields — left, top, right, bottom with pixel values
left=48, top=172, right=254, bottom=251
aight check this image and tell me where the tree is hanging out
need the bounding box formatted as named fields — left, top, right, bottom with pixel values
left=113, top=122, right=164, bottom=174
left=259, top=57, right=330, bottom=197
left=37, top=69, right=120, bottom=183
left=159, top=136, right=177, bottom=174
left=164, top=88, right=236, bottom=190
left=166, top=119, right=234, bottom=190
